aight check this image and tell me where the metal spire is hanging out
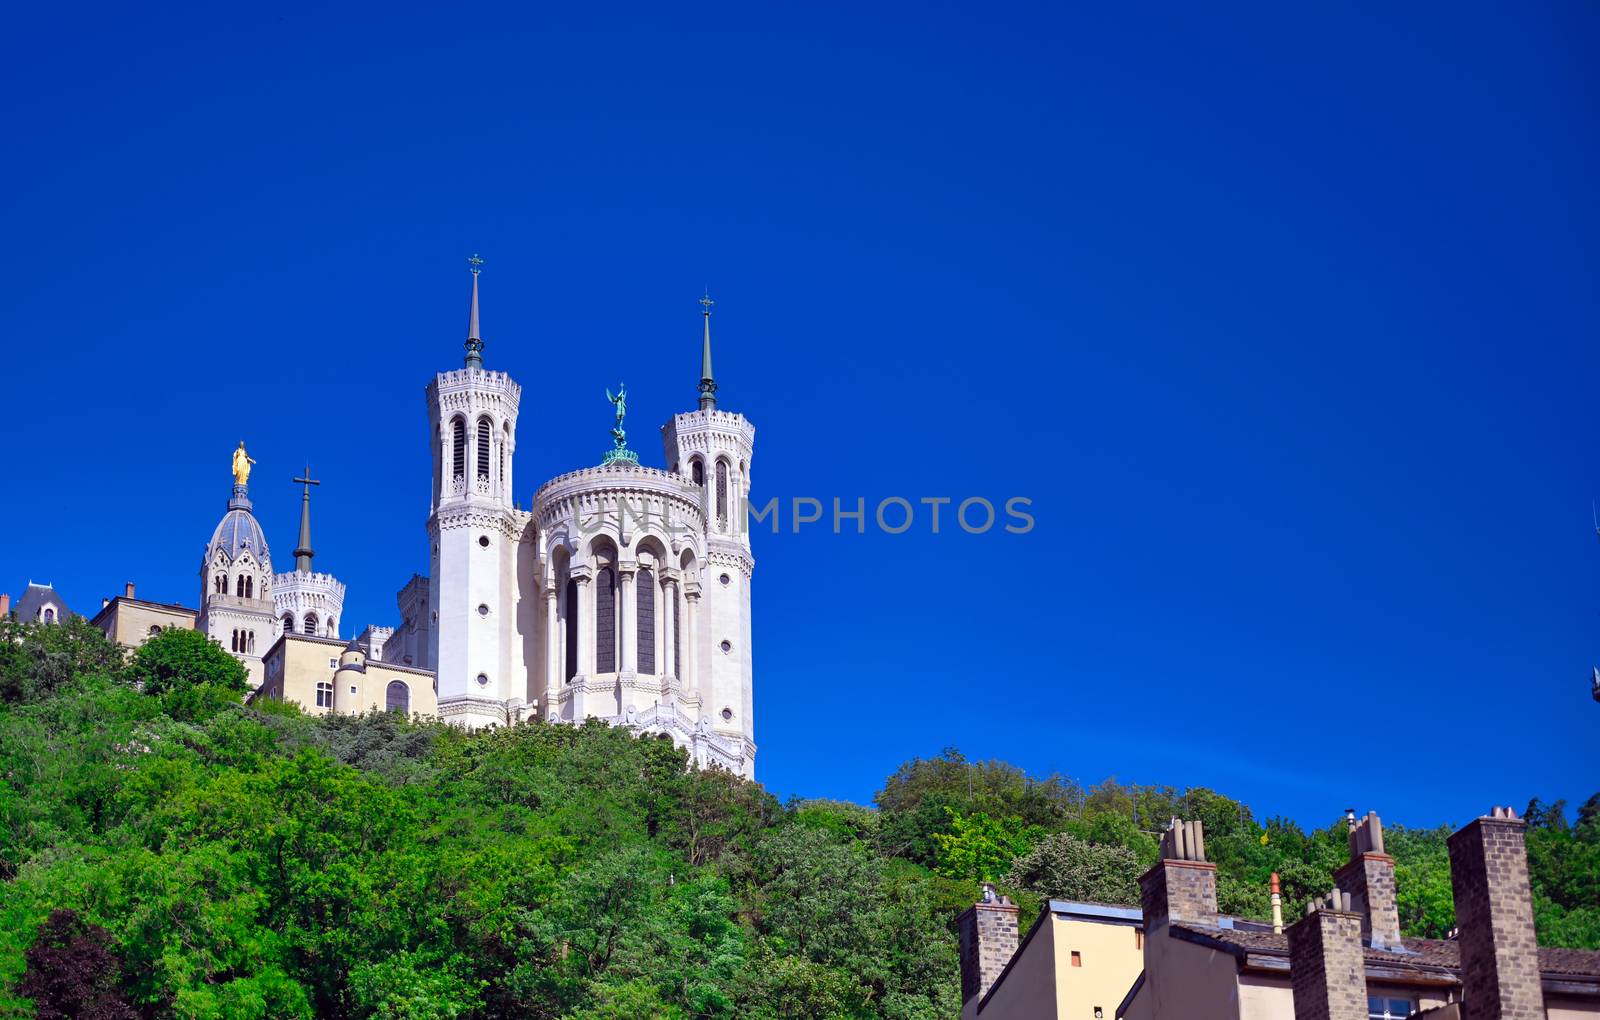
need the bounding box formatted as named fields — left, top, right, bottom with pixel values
left=465, top=254, right=485, bottom=369
left=292, top=466, right=320, bottom=573
left=698, top=291, right=718, bottom=410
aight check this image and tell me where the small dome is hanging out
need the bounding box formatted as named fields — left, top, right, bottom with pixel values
left=210, top=507, right=271, bottom=563
left=206, top=490, right=272, bottom=568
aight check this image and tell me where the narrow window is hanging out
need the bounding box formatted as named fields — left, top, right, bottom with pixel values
left=327, top=618, right=336, bottom=637
left=637, top=567, right=656, bottom=674
left=304, top=612, right=319, bottom=635
left=231, top=629, right=238, bottom=652
left=564, top=577, right=579, bottom=681
left=315, top=681, right=333, bottom=708
left=595, top=567, right=616, bottom=673
left=477, top=417, right=491, bottom=479
left=215, top=573, right=226, bottom=594
left=247, top=631, right=255, bottom=654
left=1070, top=951, right=1081, bottom=967
left=282, top=613, right=294, bottom=632
left=691, top=459, right=703, bottom=486
left=1134, top=931, right=1143, bottom=949
left=671, top=580, right=680, bottom=676
left=451, top=417, right=466, bottom=479
left=716, top=460, right=728, bottom=529
left=385, top=681, right=409, bottom=714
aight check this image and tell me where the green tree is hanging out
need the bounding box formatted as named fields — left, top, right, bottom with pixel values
left=1008, top=831, right=1142, bottom=904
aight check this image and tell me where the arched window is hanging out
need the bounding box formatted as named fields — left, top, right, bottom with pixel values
left=231, top=629, right=238, bottom=652
left=691, top=459, right=704, bottom=486
left=246, top=631, right=255, bottom=654
left=326, top=618, right=336, bottom=638
left=315, top=681, right=333, bottom=708
left=637, top=567, right=656, bottom=674
left=716, top=460, right=729, bottom=530
left=451, top=417, right=466, bottom=479
left=303, top=612, right=319, bottom=635
left=595, top=567, right=616, bottom=673
left=42, top=608, right=55, bottom=624
left=477, top=417, right=492, bottom=480
left=564, top=577, right=578, bottom=682
left=214, top=573, right=227, bottom=595
left=281, top=613, right=294, bottom=632
left=148, top=625, right=162, bottom=637
left=239, top=576, right=252, bottom=599
left=386, top=681, right=410, bottom=714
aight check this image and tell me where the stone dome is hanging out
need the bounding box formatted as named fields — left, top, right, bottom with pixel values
left=207, top=487, right=273, bottom=567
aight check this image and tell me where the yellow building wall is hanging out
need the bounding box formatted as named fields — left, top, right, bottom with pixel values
left=91, top=599, right=197, bottom=650
left=259, top=635, right=437, bottom=718
left=1052, top=916, right=1146, bottom=1019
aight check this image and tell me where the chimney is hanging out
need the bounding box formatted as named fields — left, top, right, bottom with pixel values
left=1287, top=888, right=1367, bottom=1020
left=0, top=593, right=10, bottom=617
left=124, top=582, right=135, bottom=599
left=1138, top=818, right=1218, bottom=931
left=957, top=883, right=1020, bottom=1016
left=1334, top=811, right=1403, bottom=950
left=1447, top=807, right=1546, bottom=1020
left=1272, top=872, right=1284, bottom=934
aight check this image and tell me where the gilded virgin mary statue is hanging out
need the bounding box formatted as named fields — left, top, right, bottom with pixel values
left=232, top=442, right=256, bottom=486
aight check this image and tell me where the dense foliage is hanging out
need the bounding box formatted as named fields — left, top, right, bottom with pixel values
left=0, top=620, right=1593, bottom=1018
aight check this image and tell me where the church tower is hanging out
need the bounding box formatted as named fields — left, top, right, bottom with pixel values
left=198, top=443, right=280, bottom=688
left=661, top=296, right=756, bottom=759
left=426, top=259, right=537, bottom=727
left=272, top=468, right=347, bottom=639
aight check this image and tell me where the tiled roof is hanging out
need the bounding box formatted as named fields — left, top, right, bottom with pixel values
left=1169, top=924, right=1600, bottom=980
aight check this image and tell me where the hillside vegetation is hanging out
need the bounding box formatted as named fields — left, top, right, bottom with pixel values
left=1, top=619, right=1594, bottom=1019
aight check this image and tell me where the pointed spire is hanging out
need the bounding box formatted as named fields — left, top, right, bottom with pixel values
left=464, top=254, right=485, bottom=369
left=292, top=467, right=321, bottom=573
left=698, top=291, right=718, bottom=410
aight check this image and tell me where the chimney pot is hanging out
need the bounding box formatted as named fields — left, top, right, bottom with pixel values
left=124, top=582, right=135, bottom=598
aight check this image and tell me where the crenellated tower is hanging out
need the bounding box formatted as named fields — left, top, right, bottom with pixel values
left=426, top=258, right=538, bottom=727
left=660, top=294, right=756, bottom=761
left=272, top=467, right=347, bottom=639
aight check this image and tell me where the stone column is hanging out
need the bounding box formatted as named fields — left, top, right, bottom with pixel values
left=684, top=582, right=702, bottom=700
left=570, top=564, right=594, bottom=718
left=661, top=571, right=678, bottom=679
left=543, top=581, right=559, bottom=718
left=618, top=563, right=637, bottom=674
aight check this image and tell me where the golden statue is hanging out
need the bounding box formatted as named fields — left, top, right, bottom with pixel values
left=232, top=441, right=256, bottom=486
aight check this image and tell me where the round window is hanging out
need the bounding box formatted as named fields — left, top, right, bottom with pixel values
left=477, top=604, right=490, bottom=617
left=719, top=640, right=732, bottom=653
left=719, top=573, right=731, bottom=586
left=478, top=535, right=491, bottom=548
left=476, top=673, right=489, bottom=686
left=721, top=707, right=734, bottom=721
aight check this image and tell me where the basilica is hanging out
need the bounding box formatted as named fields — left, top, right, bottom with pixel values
left=89, top=265, right=758, bottom=777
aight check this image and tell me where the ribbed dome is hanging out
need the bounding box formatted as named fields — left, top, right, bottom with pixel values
left=207, top=487, right=272, bottom=566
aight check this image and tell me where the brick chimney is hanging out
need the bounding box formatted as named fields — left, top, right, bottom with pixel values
left=124, top=582, right=135, bottom=599
left=0, top=593, right=10, bottom=618
left=957, top=883, right=1020, bottom=1017
left=1287, top=888, right=1367, bottom=1020
left=1447, top=807, right=1546, bottom=1020
left=1138, top=817, right=1218, bottom=930
left=1333, top=810, right=1403, bottom=950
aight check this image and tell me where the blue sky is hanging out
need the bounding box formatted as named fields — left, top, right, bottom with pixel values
left=2, top=1, right=1595, bottom=829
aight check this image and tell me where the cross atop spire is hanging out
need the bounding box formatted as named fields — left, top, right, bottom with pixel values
left=292, top=466, right=320, bottom=573
left=698, top=291, right=718, bottom=411
left=465, top=254, right=485, bottom=369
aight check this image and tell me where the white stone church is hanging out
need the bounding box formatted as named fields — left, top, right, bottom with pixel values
left=94, top=265, right=758, bottom=777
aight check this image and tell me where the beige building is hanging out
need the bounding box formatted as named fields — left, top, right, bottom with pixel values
left=256, top=633, right=437, bottom=717
left=960, top=809, right=1600, bottom=1020
left=89, top=583, right=197, bottom=648
left=962, top=894, right=1145, bottom=1020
